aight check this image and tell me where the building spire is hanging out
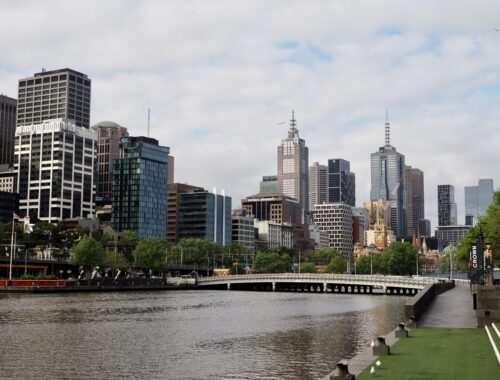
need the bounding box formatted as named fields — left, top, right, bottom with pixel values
left=385, top=108, right=390, bottom=147
left=289, top=110, right=299, bottom=137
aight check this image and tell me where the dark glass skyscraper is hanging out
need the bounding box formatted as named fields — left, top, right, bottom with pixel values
left=178, top=189, right=232, bottom=246
left=112, top=136, right=169, bottom=239
left=0, top=95, right=17, bottom=165
left=370, top=118, right=406, bottom=238
left=437, top=185, right=457, bottom=226
left=327, top=158, right=355, bottom=206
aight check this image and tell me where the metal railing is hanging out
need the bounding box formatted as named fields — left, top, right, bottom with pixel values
left=197, top=273, right=444, bottom=288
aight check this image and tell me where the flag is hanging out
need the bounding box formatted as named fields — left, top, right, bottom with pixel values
left=13, top=213, right=21, bottom=220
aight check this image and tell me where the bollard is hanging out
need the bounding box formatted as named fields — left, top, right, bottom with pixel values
left=372, top=336, right=390, bottom=356
left=395, top=322, right=408, bottom=338
left=407, top=315, right=417, bottom=329
left=329, top=359, right=355, bottom=380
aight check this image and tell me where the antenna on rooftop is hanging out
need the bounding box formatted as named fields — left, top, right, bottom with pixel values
left=147, top=108, right=150, bottom=137
left=385, top=108, right=390, bottom=146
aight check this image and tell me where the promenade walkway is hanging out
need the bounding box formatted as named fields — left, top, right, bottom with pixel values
left=419, top=282, right=476, bottom=328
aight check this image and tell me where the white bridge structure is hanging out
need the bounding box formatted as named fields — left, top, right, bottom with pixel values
left=197, top=273, right=446, bottom=295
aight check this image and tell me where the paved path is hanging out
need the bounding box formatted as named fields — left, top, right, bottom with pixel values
left=322, top=282, right=477, bottom=378
left=419, top=282, right=476, bottom=328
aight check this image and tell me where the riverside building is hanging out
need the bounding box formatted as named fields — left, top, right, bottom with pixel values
left=14, top=119, right=97, bottom=222
left=112, top=136, right=169, bottom=239
left=17, top=68, right=91, bottom=129
left=0, top=95, right=17, bottom=165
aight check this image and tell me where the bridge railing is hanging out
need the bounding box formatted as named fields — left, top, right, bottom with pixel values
left=197, top=273, right=442, bottom=287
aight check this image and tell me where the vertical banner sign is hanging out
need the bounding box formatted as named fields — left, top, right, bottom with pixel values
left=468, top=244, right=484, bottom=282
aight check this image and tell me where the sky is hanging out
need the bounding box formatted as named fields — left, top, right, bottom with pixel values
left=1, top=0, right=499, bottom=230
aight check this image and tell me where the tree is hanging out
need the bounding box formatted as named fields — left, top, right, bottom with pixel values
left=457, top=190, right=500, bottom=268
left=300, top=262, right=316, bottom=273
left=254, top=251, right=293, bottom=273
left=105, top=251, right=129, bottom=270
left=380, top=241, right=418, bottom=275
left=355, top=255, right=373, bottom=274
left=302, top=248, right=341, bottom=266
left=120, top=230, right=140, bottom=263
left=323, top=256, right=346, bottom=274
left=70, top=236, right=105, bottom=270
left=132, top=237, right=167, bottom=272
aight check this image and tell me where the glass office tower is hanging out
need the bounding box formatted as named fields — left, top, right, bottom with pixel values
left=370, top=119, right=406, bottom=238
left=112, top=136, right=169, bottom=239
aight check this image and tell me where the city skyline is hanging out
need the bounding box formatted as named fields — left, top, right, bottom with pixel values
left=1, top=1, right=500, bottom=230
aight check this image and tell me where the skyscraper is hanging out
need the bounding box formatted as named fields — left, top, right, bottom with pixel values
left=260, top=175, right=278, bottom=194
left=17, top=68, right=91, bottom=128
left=438, top=185, right=457, bottom=226
left=465, top=179, right=494, bottom=225
left=309, top=162, right=327, bottom=210
left=14, top=119, right=97, bottom=222
left=91, top=121, right=129, bottom=204
left=112, top=136, right=169, bottom=239
left=277, top=111, right=309, bottom=222
left=328, top=158, right=355, bottom=206
left=370, top=115, right=406, bottom=238
left=405, top=166, right=424, bottom=238
left=178, top=189, right=232, bottom=246
left=0, top=95, right=17, bottom=165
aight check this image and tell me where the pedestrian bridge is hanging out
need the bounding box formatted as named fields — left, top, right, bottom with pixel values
left=197, top=273, right=446, bottom=295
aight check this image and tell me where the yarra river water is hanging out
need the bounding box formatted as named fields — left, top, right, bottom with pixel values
left=0, top=290, right=409, bottom=379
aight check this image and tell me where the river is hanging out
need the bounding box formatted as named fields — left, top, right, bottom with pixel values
left=0, top=290, right=409, bottom=379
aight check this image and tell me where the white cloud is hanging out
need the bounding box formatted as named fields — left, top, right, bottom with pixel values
left=1, top=0, right=500, bottom=230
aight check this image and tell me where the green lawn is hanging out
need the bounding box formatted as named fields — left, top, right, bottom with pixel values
left=357, top=327, right=500, bottom=379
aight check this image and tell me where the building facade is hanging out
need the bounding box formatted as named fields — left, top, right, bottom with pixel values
left=0, top=95, right=17, bottom=166
left=167, top=183, right=203, bottom=243
left=435, top=225, right=471, bottom=251
left=328, top=158, right=355, bottom=206
left=438, top=185, right=457, bottom=226
left=112, top=136, right=169, bottom=239
left=312, top=203, right=353, bottom=259
left=405, top=166, right=424, bottom=238
left=14, top=119, right=97, bottom=222
left=309, top=162, right=327, bottom=210
left=231, top=209, right=255, bottom=251
left=418, top=219, right=431, bottom=237
left=254, top=220, right=293, bottom=251
left=17, top=68, right=91, bottom=129
left=259, top=175, right=278, bottom=194
left=277, top=111, right=309, bottom=221
left=464, top=179, right=494, bottom=225
left=363, top=199, right=395, bottom=250
left=178, top=189, right=232, bottom=246
left=91, top=121, right=129, bottom=204
left=353, top=207, right=369, bottom=245
left=242, top=192, right=302, bottom=225
left=370, top=119, right=406, bottom=238
left=0, top=191, right=19, bottom=223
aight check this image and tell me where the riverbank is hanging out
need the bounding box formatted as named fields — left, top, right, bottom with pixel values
left=356, top=327, right=500, bottom=379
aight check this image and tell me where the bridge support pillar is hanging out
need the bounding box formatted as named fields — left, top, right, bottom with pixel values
left=323, top=283, right=327, bottom=292
left=227, top=283, right=231, bottom=290
left=272, top=282, right=276, bottom=292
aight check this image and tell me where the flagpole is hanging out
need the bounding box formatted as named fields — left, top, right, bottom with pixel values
left=9, top=213, right=15, bottom=281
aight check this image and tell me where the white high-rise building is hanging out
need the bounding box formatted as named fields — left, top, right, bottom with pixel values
left=277, top=111, right=309, bottom=222
left=14, top=119, right=97, bottom=222
left=309, top=162, right=327, bottom=210
left=312, top=203, right=353, bottom=258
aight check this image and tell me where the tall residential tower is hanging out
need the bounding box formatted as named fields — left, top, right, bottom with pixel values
left=437, top=185, right=457, bottom=226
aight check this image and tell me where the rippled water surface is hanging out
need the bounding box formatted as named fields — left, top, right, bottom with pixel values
left=0, top=290, right=409, bottom=379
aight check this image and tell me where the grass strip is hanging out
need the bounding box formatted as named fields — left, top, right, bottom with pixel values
left=357, top=327, right=500, bottom=379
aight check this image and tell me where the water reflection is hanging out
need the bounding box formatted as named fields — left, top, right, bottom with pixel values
left=0, top=291, right=408, bottom=379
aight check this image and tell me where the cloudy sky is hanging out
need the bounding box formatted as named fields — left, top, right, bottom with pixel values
left=1, top=0, right=499, bottom=229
